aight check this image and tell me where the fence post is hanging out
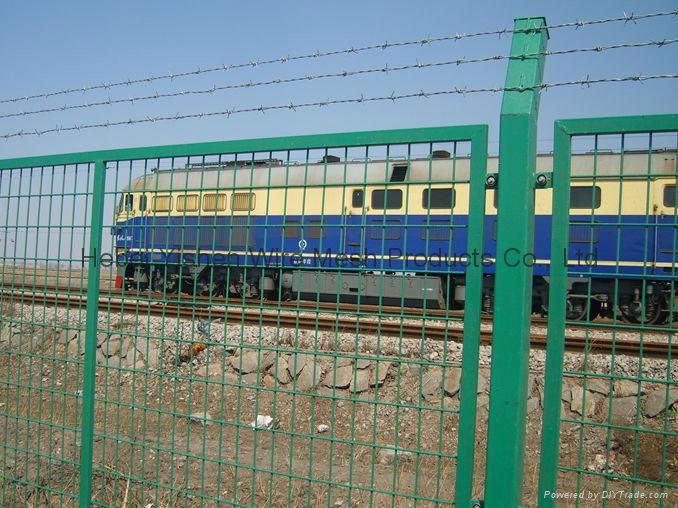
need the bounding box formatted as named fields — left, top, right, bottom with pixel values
left=536, top=121, right=571, bottom=506
left=78, top=159, right=106, bottom=507
left=484, top=17, right=548, bottom=507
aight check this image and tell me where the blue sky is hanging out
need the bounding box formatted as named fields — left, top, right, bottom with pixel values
left=1, top=0, right=677, bottom=158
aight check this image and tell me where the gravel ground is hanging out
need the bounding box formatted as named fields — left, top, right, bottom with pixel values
left=0, top=300, right=675, bottom=506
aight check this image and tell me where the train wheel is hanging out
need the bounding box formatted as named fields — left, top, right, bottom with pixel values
left=621, top=297, right=667, bottom=326
left=151, top=269, right=178, bottom=294
left=566, top=297, right=601, bottom=322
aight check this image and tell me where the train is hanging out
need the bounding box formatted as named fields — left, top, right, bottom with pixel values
left=113, top=149, right=677, bottom=324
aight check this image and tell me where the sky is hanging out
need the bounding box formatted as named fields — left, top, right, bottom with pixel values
left=1, top=0, right=677, bottom=159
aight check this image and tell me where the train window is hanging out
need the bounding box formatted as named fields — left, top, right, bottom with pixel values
left=152, top=196, right=172, bottom=212
left=369, top=218, right=401, bottom=240
left=177, top=194, right=199, bottom=212
left=124, top=194, right=133, bottom=212
left=306, top=219, right=323, bottom=239
left=231, top=192, right=255, bottom=211
left=139, top=195, right=147, bottom=212
left=422, top=218, right=451, bottom=241
left=422, top=188, right=455, bottom=209
left=372, top=189, right=402, bottom=209
left=203, top=193, right=227, bottom=212
left=664, top=185, right=676, bottom=207
left=570, top=186, right=601, bottom=209
left=390, top=165, right=408, bottom=182
left=284, top=219, right=300, bottom=238
left=352, top=190, right=364, bottom=208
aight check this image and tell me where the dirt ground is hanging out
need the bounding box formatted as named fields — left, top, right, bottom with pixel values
left=0, top=304, right=676, bottom=507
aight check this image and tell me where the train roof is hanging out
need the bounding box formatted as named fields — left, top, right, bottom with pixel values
left=123, top=149, right=676, bottom=192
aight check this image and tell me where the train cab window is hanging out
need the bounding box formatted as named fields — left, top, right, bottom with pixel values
left=570, top=186, right=601, bottom=209
left=664, top=185, right=676, bottom=207
left=124, top=194, right=133, bottom=212
left=352, top=190, right=364, bottom=208
left=139, top=195, right=147, bottom=212
left=231, top=192, right=255, bottom=211
left=152, top=196, right=172, bottom=212
left=203, top=193, right=227, bottom=212
left=372, top=189, right=402, bottom=209
left=390, top=165, right=408, bottom=182
left=422, top=188, right=455, bottom=209
left=177, top=194, right=199, bottom=212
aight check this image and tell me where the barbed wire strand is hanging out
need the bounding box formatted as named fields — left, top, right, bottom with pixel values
left=2, top=39, right=675, bottom=120
left=1, top=9, right=676, bottom=106
left=3, top=74, right=676, bottom=140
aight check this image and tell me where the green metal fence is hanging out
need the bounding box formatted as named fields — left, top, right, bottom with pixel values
left=538, top=114, right=678, bottom=506
left=0, top=125, right=490, bottom=506
left=0, top=16, right=676, bottom=508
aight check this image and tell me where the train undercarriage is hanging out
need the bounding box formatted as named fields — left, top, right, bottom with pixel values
left=118, top=263, right=677, bottom=325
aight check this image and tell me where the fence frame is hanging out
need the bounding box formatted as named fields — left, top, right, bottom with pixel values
left=0, top=124, right=490, bottom=506
left=537, top=113, right=678, bottom=506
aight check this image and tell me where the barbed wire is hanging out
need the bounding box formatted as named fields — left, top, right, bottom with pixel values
left=1, top=9, right=676, bottom=106
left=2, top=73, right=676, bottom=140
left=1, top=39, right=675, bottom=121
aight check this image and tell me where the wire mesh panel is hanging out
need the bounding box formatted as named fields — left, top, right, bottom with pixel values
left=0, top=125, right=488, bottom=506
left=0, top=161, right=96, bottom=505
left=539, top=115, right=678, bottom=507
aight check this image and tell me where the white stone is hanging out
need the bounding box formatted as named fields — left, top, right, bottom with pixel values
left=188, top=412, right=212, bottom=426
left=379, top=447, right=414, bottom=464
left=251, top=415, right=275, bottom=429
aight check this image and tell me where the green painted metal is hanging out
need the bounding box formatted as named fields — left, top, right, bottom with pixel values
left=485, top=16, right=548, bottom=507
left=536, top=121, right=572, bottom=507
left=537, top=113, right=678, bottom=506
left=0, top=124, right=489, bottom=506
left=454, top=125, right=488, bottom=507
left=0, top=125, right=485, bottom=169
left=78, top=160, right=107, bottom=507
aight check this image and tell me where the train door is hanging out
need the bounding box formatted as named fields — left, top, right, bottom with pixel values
left=655, top=179, right=677, bottom=266
left=344, top=187, right=366, bottom=256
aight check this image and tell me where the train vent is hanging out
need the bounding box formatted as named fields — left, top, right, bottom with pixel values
left=321, top=155, right=341, bottom=163
left=390, top=165, right=408, bottom=182
left=432, top=150, right=451, bottom=159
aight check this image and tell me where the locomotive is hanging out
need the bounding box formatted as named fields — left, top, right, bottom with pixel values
left=113, top=149, right=677, bottom=324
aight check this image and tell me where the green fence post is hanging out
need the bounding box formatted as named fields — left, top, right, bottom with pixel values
left=536, top=121, right=571, bottom=507
left=78, top=159, right=106, bottom=507
left=454, top=125, right=488, bottom=507
left=484, top=17, right=548, bottom=507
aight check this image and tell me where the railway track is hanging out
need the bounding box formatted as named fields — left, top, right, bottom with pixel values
left=1, top=286, right=673, bottom=359
left=2, top=280, right=676, bottom=334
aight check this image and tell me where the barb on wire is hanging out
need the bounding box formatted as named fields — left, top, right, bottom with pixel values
left=2, top=74, right=677, bottom=140
left=0, top=9, right=676, bottom=106
left=1, top=39, right=676, bottom=120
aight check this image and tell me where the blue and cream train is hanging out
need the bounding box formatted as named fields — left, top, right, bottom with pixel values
left=114, top=150, right=677, bottom=324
